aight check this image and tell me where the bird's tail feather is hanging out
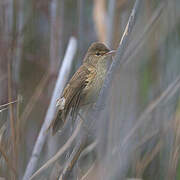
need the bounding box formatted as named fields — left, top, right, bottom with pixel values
left=46, top=110, right=64, bottom=135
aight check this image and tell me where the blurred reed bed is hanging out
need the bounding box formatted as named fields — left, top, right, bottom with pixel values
left=0, top=0, right=180, bottom=180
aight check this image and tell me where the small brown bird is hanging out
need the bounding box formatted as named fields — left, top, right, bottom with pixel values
left=48, top=42, right=116, bottom=135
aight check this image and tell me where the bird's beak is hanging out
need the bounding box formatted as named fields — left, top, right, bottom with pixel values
left=105, top=50, right=116, bottom=56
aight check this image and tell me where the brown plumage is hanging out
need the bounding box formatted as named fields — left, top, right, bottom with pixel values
left=48, top=42, right=116, bottom=135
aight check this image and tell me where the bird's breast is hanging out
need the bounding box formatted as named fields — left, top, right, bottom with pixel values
left=81, top=64, right=107, bottom=105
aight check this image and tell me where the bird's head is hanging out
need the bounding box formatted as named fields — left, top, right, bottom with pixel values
left=84, top=42, right=116, bottom=65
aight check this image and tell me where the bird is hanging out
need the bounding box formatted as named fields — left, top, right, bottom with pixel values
left=48, top=42, right=116, bottom=135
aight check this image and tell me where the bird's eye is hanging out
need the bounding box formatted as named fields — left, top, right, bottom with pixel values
left=96, top=52, right=100, bottom=56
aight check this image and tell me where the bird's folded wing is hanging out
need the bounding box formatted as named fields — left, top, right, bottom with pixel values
left=62, top=63, right=96, bottom=120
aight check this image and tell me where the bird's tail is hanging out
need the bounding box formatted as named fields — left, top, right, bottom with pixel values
left=46, top=110, right=64, bottom=135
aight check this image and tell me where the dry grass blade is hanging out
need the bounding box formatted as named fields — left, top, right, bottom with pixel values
left=135, top=129, right=159, bottom=150
left=123, top=2, right=165, bottom=66
left=20, top=73, right=50, bottom=123
left=122, top=75, right=180, bottom=146
left=167, top=101, right=180, bottom=179
left=107, top=0, right=116, bottom=46
left=0, top=100, right=18, bottom=109
left=58, top=135, right=86, bottom=180
left=78, top=140, right=98, bottom=158
left=0, top=124, right=6, bottom=144
left=49, top=162, right=62, bottom=180
left=30, top=118, right=83, bottom=180
left=136, top=141, right=163, bottom=178
left=93, top=0, right=106, bottom=42
left=92, top=0, right=140, bottom=118
left=135, top=117, right=171, bottom=151
left=0, top=145, right=17, bottom=176
left=0, top=107, right=9, bottom=113
left=7, top=57, right=17, bottom=175
left=23, top=37, right=77, bottom=180
left=0, top=99, right=20, bottom=114
left=80, top=162, right=96, bottom=180
left=15, top=95, right=22, bottom=167
left=77, top=140, right=97, bottom=180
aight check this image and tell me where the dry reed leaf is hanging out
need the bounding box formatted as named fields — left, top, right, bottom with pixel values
left=0, top=145, right=17, bottom=176
left=117, top=0, right=127, bottom=9
left=0, top=124, right=6, bottom=144
left=30, top=118, right=83, bottom=180
left=93, top=0, right=107, bottom=42
left=49, top=162, right=62, bottom=180
left=80, top=162, right=96, bottom=180
left=136, top=141, right=163, bottom=178
left=20, top=73, right=50, bottom=123
left=167, top=101, right=180, bottom=179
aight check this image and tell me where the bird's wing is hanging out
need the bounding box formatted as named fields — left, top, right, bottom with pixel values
left=47, top=64, right=97, bottom=135
left=62, top=63, right=95, bottom=120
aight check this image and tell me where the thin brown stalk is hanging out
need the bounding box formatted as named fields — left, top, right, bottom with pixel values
left=49, top=162, right=62, bottom=180
left=23, top=37, right=77, bottom=180
left=0, top=124, right=6, bottom=143
left=0, top=107, right=9, bottom=113
left=7, top=58, right=17, bottom=171
left=135, top=118, right=171, bottom=151
left=30, top=118, right=83, bottom=180
left=93, top=0, right=106, bottom=42
left=20, top=73, right=50, bottom=123
left=15, top=95, right=21, bottom=167
left=80, top=161, right=96, bottom=180
left=136, top=141, right=163, bottom=178
left=58, top=135, right=86, bottom=180
left=0, top=100, right=19, bottom=114
left=90, top=0, right=140, bottom=122
left=123, top=2, right=165, bottom=66
left=0, top=145, right=17, bottom=177
left=0, top=100, right=18, bottom=109
left=78, top=141, right=97, bottom=180
left=107, top=0, right=116, bottom=47
left=167, top=102, right=180, bottom=179
left=135, top=129, right=159, bottom=150
left=122, top=75, right=180, bottom=146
